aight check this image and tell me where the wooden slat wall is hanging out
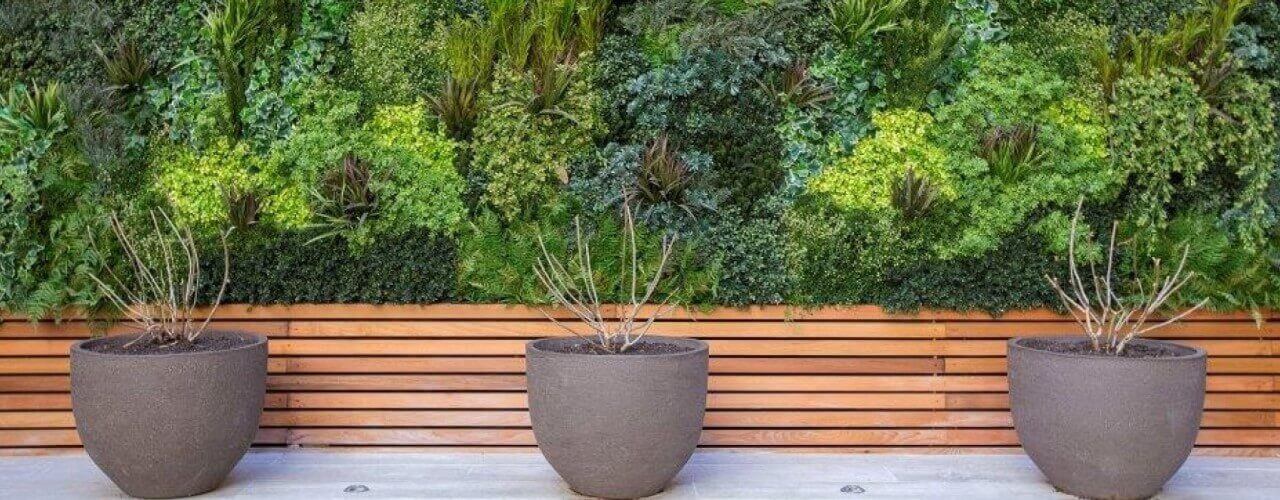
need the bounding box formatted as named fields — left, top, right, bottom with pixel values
left=2, top=305, right=1279, bottom=455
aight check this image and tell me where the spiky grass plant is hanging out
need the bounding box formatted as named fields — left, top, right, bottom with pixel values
left=527, top=59, right=576, bottom=118
left=308, top=152, right=382, bottom=243
left=890, top=166, right=938, bottom=222
left=768, top=59, right=836, bottom=109
left=979, top=124, right=1044, bottom=183
left=1095, top=0, right=1252, bottom=102
left=88, top=211, right=231, bottom=347
left=440, top=15, right=498, bottom=86
left=96, top=37, right=152, bottom=91
left=636, top=134, right=693, bottom=206
left=0, top=81, right=67, bottom=137
left=430, top=76, right=481, bottom=141
left=202, top=0, right=280, bottom=138
left=826, top=0, right=908, bottom=48
left=1046, top=201, right=1208, bottom=355
left=573, top=0, right=609, bottom=54
left=534, top=205, right=678, bottom=354
left=224, top=186, right=260, bottom=230
left=322, top=152, right=379, bottom=222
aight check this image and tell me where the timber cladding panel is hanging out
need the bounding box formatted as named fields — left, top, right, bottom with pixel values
left=2, top=305, right=1279, bottom=454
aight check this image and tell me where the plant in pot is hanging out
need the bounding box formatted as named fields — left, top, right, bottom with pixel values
left=72, top=211, right=266, bottom=498
left=1009, top=203, right=1209, bottom=500
left=526, top=207, right=708, bottom=499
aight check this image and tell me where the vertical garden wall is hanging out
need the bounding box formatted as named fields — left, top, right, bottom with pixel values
left=1, top=0, right=1279, bottom=316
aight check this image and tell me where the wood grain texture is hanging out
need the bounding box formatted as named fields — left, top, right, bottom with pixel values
left=1, top=304, right=1277, bottom=452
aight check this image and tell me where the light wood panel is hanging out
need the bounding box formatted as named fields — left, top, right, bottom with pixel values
left=1, top=305, right=1277, bottom=453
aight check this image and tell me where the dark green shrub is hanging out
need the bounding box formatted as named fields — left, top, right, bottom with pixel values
left=875, top=228, right=1065, bottom=313
left=709, top=212, right=793, bottom=305
left=1110, top=0, right=1200, bottom=38
left=204, top=228, right=457, bottom=304
left=0, top=0, right=114, bottom=86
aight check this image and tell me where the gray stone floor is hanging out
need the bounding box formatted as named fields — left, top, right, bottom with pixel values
left=3, top=450, right=1280, bottom=499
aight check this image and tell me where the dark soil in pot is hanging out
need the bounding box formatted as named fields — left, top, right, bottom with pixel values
left=82, top=333, right=257, bottom=355
left=1008, top=336, right=1206, bottom=500
left=526, top=336, right=708, bottom=499
left=71, top=330, right=268, bottom=498
left=1017, top=337, right=1193, bottom=358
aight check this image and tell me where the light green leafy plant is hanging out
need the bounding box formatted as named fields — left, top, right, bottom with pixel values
left=1109, top=70, right=1213, bottom=232
left=471, top=65, right=602, bottom=221
left=348, top=0, right=435, bottom=105
left=270, top=87, right=466, bottom=243
left=931, top=45, right=1118, bottom=258
left=153, top=138, right=310, bottom=232
left=809, top=109, right=956, bottom=214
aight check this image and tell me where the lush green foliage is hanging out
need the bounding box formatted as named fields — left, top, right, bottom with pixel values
left=470, top=65, right=603, bottom=220
left=0, top=82, right=104, bottom=317
left=931, top=45, right=1117, bottom=257
left=810, top=109, right=956, bottom=215
left=270, top=87, right=466, bottom=243
left=4, top=0, right=1279, bottom=317
left=1110, top=70, right=1214, bottom=231
left=348, top=0, right=438, bottom=105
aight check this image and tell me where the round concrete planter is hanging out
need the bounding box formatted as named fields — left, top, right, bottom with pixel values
left=526, top=336, right=709, bottom=499
left=70, top=331, right=268, bottom=498
left=1008, top=336, right=1206, bottom=500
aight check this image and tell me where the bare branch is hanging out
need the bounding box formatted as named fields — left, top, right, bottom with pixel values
left=1044, top=198, right=1205, bottom=355
left=533, top=204, right=679, bottom=353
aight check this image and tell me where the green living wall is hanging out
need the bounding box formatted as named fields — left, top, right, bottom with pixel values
left=2, top=0, right=1278, bottom=316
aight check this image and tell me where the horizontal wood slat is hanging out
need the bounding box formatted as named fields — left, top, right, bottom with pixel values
left=1, top=304, right=1277, bottom=453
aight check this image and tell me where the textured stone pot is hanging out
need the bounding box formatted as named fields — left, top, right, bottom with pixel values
left=70, top=331, right=268, bottom=498
left=1008, top=336, right=1206, bottom=500
left=526, top=336, right=709, bottom=499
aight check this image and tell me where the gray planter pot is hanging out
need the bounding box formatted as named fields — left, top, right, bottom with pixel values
left=70, top=331, right=268, bottom=498
left=1008, top=336, right=1206, bottom=500
left=526, top=336, right=709, bottom=499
